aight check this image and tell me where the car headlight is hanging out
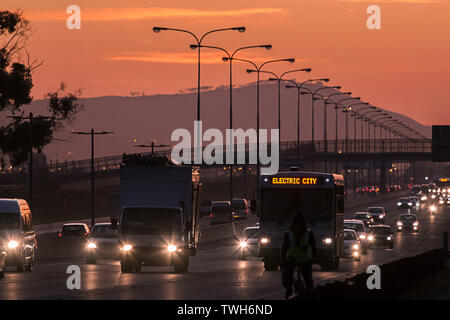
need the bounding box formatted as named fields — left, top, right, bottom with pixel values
left=353, top=244, right=359, bottom=250
left=87, top=242, right=96, bottom=249
left=408, top=202, right=412, bottom=206
left=397, top=221, right=403, bottom=226
left=439, top=200, right=444, bottom=204
left=430, top=205, right=437, bottom=212
left=260, top=237, right=269, bottom=244
left=168, top=244, right=177, bottom=252
left=122, top=244, right=133, bottom=251
left=353, top=251, right=359, bottom=257
left=239, top=240, right=247, bottom=248
left=413, top=221, right=419, bottom=226
left=368, top=235, right=374, bottom=241
left=323, top=238, right=332, bottom=244
left=7, top=240, right=19, bottom=249
left=359, top=234, right=366, bottom=240
left=397, top=202, right=402, bottom=206
left=387, top=236, right=392, bottom=240
left=431, top=195, right=436, bottom=199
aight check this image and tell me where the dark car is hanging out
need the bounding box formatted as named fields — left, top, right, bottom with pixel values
left=367, top=225, right=394, bottom=249
left=0, top=236, right=6, bottom=278
left=367, top=207, right=386, bottom=224
left=397, top=198, right=412, bottom=210
left=396, top=214, right=419, bottom=232
left=353, top=212, right=374, bottom=228
left=231, top=198, right=249, bottom=220
left=59, top=223, right=90, bottom=239
left=85, top=222, right=119, bottom=264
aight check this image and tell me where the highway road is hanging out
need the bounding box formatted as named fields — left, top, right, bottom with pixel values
left=0, top=196, right=448, bottom=300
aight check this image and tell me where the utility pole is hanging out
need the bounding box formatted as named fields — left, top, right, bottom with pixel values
left=72, top=129, right=114, bottom=227
left=135, top=141, right=170, bottom=156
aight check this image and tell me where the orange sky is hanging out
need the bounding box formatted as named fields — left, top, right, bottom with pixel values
left=3, top=0, right=450, bottom=125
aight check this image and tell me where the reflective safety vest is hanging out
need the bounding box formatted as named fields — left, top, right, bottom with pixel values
left=286, top=231, right=312, bottom=264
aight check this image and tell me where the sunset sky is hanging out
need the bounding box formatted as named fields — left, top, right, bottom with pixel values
left=3, top=0, right=450, bottom=125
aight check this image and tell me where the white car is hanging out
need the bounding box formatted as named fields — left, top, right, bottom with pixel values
left=238, top=226, right=259, bottom=260
left=343, top=220, right=368, bottom=254
left=342, top=229, right=361, bottom=261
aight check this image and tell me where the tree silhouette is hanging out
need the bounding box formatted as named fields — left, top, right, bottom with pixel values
left=0, top=10, right=82, bottom=165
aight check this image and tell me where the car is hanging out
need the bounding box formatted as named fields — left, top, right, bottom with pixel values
left=367, top=225, right=394, bottom=249
left=409, top=196, right=421, bottom=210
left=199, top=200, right=212, bottom=218
left=58, top=223, right=90, bottom=239
left=397, top=197, right=413, bottom=210
left=0, top=236, right=6, bottom=278
left=210, top=201, right=233, bottom=226
left=341, top=229, right=361, bottom=261
left=343, top=219, right=368, bottom=254
left=232, top=198, right=249, bottom=220
left=396, top=214, right=419, bottom=232
left=238, top=225, right=259, bottom=260
left=367, top=207, right=386, bottom=224
left=0, top=199, right=36, bottom=272
left=85, top=222, right=119, bottom=264
left=353, top=212, right=374, bottom=228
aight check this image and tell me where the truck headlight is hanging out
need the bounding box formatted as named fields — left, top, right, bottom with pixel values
left=168, top=244, right=177, bottom=252
left=323, top=238, right=332, bottom=244
left=87, top=242, right=96, bottom=249
left=239, top=241, right=247, bottom=248
left=260, top=237, right=269, bottom=244
left=7, top=240, right=18, bottom=249
left=122, top=244, right=133, bottom=251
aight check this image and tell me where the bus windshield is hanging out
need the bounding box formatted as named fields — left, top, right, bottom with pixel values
left=260, top=188, right=332, bottom=223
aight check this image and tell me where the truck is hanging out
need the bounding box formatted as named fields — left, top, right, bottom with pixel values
left=118, top=154, right=201, bottom=273
left=258, top=169, right=345, bottom=271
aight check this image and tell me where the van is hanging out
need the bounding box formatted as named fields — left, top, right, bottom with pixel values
left=0, top=199, right=37, bottom=271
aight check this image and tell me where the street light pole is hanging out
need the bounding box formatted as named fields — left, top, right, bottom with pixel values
left=135, top=141, right=170, bottom=156
left=285, top=78, right=330, bottom=161
left=72, top=129, right=114, bottom=227
left=192, top=44, right=272, bottom=204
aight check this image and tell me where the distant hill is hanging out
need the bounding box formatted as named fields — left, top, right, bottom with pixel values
left=26, top=81, right=431, bottom=163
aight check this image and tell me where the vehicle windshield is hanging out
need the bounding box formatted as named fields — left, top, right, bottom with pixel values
left=242, top=228, right=258, bottom=239
left=343, top=231, right=356, bottom=240
left=232, top=200, right=246, bottom=210
left=212, top=204, right=231, bottom=213
left=370, top=227, right=391, bottom=235
left=400, top=215, right=417, bottom=222
left=368, top=208, right=383, bottom=213
left=61, top=225, right=86, bottom=235
left=399, top=198, right=409, bottom=202
left=355, top=213, right=371, bottom=219
left=344, top=223, right=365, bottom=232
left=0, top=213, right=20, bottom=230
left=121, top=208, right=180, bottom=234
left=91, top=225, right=117, bottom=238
left=260, top=188, right=332, bottom=224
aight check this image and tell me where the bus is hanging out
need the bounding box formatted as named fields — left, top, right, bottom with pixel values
left=258, top=169, right=345, bottom=271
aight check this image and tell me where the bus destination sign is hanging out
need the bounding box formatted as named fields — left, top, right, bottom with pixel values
left=270, top=176, right=325, bottom=185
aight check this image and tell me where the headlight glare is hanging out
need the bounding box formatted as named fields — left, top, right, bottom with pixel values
left=87, top=242, right=96, bottom=249
left=260, top=237, right=269, bottom=244
left=168, top=244, right=177, bottom=252
left=122, top=244, right=132, bottom=251
left=7, top=240, right=19, bottom=249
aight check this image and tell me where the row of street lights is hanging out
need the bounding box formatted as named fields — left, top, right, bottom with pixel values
left=153, top=25, right=425, bottom=203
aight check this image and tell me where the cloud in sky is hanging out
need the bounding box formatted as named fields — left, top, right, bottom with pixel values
left=27, top=7, right=286, bottom=22
left=107, top=51, right=303, bottom=65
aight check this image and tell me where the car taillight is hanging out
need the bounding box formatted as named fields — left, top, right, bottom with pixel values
left=58, top=233, right=62, bottom=237
left=245, top=209, right=248, bottom=213
left=209, top=214, right=213, bottom=218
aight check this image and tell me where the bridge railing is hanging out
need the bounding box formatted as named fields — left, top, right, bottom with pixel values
left=0, top=139, right=431, bottom=176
